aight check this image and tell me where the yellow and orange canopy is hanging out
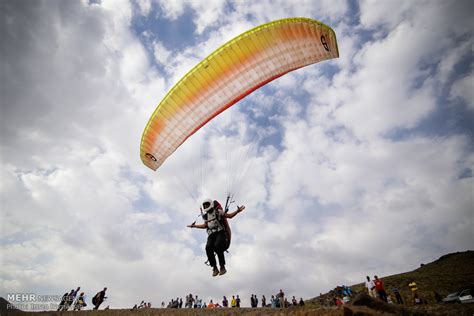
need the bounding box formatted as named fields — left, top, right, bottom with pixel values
left=141, top=17, right=339, bottom=171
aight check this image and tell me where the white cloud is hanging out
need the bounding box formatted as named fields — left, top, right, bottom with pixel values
left=187, top=0, right=227, bottom=34
left=156, top=0, right=186, bottom=20
left=436, top=41, right=471, bottom=85
left=359, top=0, right=414, bottom=29
left=335, top=23, right=437, bottom=139
left=232, top=0, right=347, bottom=26
left=152, top=40, right=171, bottom=65
left=136, top=0, right=152, bottom=17
left=450, top=73, right=474, bottom=111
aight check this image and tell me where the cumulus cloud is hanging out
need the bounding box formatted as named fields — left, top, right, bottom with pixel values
left=156, top=0, right=186, bottom=20
left=136, top=0, right=152, bottom=17
left=152, top=40, right=171, bottom=65
left=450, top=73, right=474, bottom=111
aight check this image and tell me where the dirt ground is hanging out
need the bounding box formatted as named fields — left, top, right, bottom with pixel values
left=4, top=304, right=474, bottom=316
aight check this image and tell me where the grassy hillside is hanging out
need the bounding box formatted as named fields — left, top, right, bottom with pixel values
left=348, top=250, right=474, bottom=304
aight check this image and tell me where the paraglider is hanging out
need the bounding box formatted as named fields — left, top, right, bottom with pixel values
left=140, top=17, right=339, bottom=275
left=187, top=199, right=245, bottom=276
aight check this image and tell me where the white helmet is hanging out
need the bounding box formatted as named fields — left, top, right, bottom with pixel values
left=201, top=199, right=214, bottom=213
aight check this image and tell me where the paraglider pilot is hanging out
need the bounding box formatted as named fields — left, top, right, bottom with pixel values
left=188, top=199, right=245, bottom=276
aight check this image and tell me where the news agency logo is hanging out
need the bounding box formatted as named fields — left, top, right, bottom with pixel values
left=7, top=293, right=36, bottom=302
left=6, top=293, right=63, bottom=311
left=6, top=293, right=62, bottom=302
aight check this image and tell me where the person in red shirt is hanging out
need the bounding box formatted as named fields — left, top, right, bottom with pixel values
left=207, top=300, right=216, bottom=308
left=374, top=275, right=388, bottom=302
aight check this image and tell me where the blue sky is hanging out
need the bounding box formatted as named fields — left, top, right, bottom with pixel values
left=1, top=0, right=473, bottom=310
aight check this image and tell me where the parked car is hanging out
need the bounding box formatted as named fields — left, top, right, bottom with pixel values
left=442, top=292, right=460, bottom=303
left=442, top=289, right=474, bottom=304
left=458, top=289, right=473, bottom=304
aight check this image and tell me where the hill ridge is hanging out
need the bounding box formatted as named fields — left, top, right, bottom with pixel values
left=310, top=250, right=474, bottom=305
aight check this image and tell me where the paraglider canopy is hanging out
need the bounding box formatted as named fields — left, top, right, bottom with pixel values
left=140, top=17, right=339, bottom=171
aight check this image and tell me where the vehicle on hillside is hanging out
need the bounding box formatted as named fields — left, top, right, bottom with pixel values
left=442, top=292, right=460, bottom=303
left=442, top=289, right=474, bottom=304
left=458, top=289, right=473, bottom=304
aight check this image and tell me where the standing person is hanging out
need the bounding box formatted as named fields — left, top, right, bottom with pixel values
left=231, top=295, right=236, bottom=308
left=343, top=286, right=353, bottom=298
left=292, top=296, right=297, bottom=306
left=222, top=296, right=228, bottom=307
left=170, top=299, right=177, bottom=308
left=413, top=293, right=422, bottom=305
left=65, top=287, right=80, bottom=311
left=374, top=276, right=387, bottom=302
left=278, top=289, right=285, bottom=308
left=57, top=292, right=69, bottom=311
left=61, top=290, right=74, bottom=311
left=261, top=295, right=266, bottom=307
left=365, top=276, right=376, bottom=298
left=270, top=295, right=276, bottom=308
left=392, top=287, right=403, bottom=304
left=92, top=287, right=107, bottom=310
left=236, top=295, right=241, bottom=307
left=408, top=281, right=419, bottom=304
left=250, top=295, right=255, bottom=307
left=187, top=200, right=245, bottom=276
left=299, top=298, right=305, bottom=306
left=73, top=292, right=87, bottom=311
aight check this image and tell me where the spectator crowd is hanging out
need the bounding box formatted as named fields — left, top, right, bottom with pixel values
left=159, top=289, right=305, bottom=309
left=54, top=287, right=306, bottom=310
left=316, top=276, right=429, bottom=307
left=54, top=276, right=430, bottom=311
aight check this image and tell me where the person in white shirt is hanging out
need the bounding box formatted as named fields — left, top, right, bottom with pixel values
left=365, top=276, right=376, bottom=298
